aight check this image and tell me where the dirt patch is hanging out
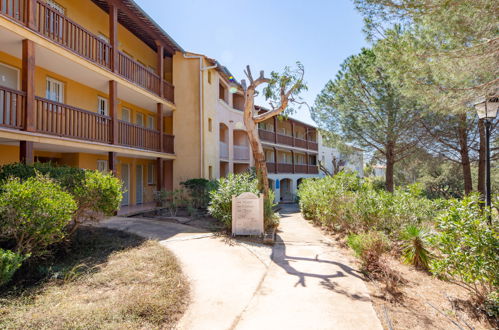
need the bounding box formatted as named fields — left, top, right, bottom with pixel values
left=317, top=229, right=496, bottom=330
left=0, top=227, right=189, bottom=330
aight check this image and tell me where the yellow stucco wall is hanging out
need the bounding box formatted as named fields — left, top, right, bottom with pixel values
left=0, top=145, right=157, bottom=206
left=0, top=51, right=156, bottom=123
left=172, top=54, right=201, bottom=187
left=55, top=0, right=158, bottom=71
left=203, top=65, right=220, bottom=180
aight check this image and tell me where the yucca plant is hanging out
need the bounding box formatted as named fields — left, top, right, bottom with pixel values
left=400, top=225, right=432, bottom=270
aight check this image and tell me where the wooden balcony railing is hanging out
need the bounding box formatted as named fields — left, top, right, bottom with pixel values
left=163, top=133, right=174, bottom=154
left=259, top=129, right=275, bottom=143
left=34, top=97, right=111, bottom=143
left=117, top=120, right=161, bottom=151
left=0, top=1, right=175, bottom=103
left=219, top=141, right=229, bottom=159
left=308, top=141, right=318, bottom=151
left=36, top=0, right=112, bottom=69
left=164, top=81, right=175, bottom=103
left=278, top=163, right=294, bottom=173
left=234, top=145, right=250, bottom=161
left=266, top=162, right=276, bottom=174
left=117, top=51, right=160, bottom=95
left=294, top=164, right=308, bottom=173
left=294, top=138, right=307, bottom=149
left=277, top=133, right=294, bottom=146
left=0, top=84, right=174, bottom=154
left=0, top=0, right=26, bottom=23
left=308, top=165, right=319, bottom=174
left=0, top=86, right=25, bottom=129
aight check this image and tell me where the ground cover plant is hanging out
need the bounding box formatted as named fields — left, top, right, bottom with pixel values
left=0, top=162, right=123, bottom=287
left=298, top=173, right=498, bottom=323
left=208, top=172, right=279, bottom=230
left=0, top=227, right=188, bottom=329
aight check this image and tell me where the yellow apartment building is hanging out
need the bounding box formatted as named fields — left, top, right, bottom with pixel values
left=0, top=0, right=181, bottom=208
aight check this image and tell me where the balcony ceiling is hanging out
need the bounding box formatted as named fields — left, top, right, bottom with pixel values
left=90, top=0, right=183, bottom=56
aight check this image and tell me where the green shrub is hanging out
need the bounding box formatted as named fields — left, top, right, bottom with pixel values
left=347, top=231, right=391, bottom=273
left=0, top=163, right=122, bottom=234
left=0, top=162, right=85, bottom=191
left=298, top=174, right=440, bottom=235
left=400, top=225, right=432, bottom=270
left=69, top=170, right=123, bottom=234
left=208, top=173, right=259, bottom=228
left=181, top=178, right=218, bottom=209
left=0, top=175, right=77, bottom=255
left=264, top=190, right=279, bottom=230
left=430, top=195, right=498, bottom=305
left=0, top=248, right=26, bottom=286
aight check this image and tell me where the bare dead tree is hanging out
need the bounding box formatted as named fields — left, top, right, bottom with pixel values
left=241, top=63, right=306, bottom=200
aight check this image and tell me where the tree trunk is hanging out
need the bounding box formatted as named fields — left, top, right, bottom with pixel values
left=478, top=119, right=486, bottom=198
left=385, top=145, right=395, bottom=193
left=244, top=114, right=269, bottom=197
left=457, top=113, right=473, bottom=195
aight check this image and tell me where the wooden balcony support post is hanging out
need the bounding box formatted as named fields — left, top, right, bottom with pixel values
left=22, top=39, right=35, bottom=132
left=274, top=147, right=278, bottom=174
left=306, top=153, right=309, bottom=174
left=109, top=3, right=118, bottom=72
left=155, top=41, right=165, bottom=98
left=156, top=158, right=164, bottom=191
left=273, top=116, right=278, bottom=144
left=291, top=150, right=295, bottom=173
left=108, top=152, right=117, bottom=176
left=109, top=80, right=118, bottom=144
left=20, top=141, right=34, bottom=165
left=291, top=123, right=295, bottom=147
left=26, top=0, right=37, bottom=29
left=157, top=103, right=164, bottom=151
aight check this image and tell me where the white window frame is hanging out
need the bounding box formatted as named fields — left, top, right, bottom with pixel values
left=97, top=160, right=108, bottom=172
left=121, top=107, right=131, bottom=122
left=0, top=62, right=20, bottom=90
left=46, top=77, right=64, bottom=103
left=147, top=163, right=155, bottom=185
left=97, top=96, right=108, bottom=116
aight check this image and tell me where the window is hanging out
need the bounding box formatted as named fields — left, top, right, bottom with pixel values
left=97, top=96, right=108, bottom=116
left=97, top=33, right=110, bottom=64
left=207, top=70, right=212, bottom=84
left=147, top=163, right=155, bottom=184
left=208, top=118, right=212, bottom=132
left=136, top=113, right=144, bottom=126
left=208, top=166, right=213, bottom=180
left=121, top=107, right=131, bottom=122
left=44, top=0, right=65, bottom=39
left=219, top=83, right=226, bottom=102
left=147, top=115, right=155, bottom=129
left=46, top=77, right=64, bottom=103
left=97, top=160, right=108, bottom=172
left=0, top=62, right=19, bottom=89
left=265, top=150, right=274, bottom=162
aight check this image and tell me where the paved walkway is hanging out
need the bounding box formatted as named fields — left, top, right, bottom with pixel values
left=101, top=205, right=382, bottom=330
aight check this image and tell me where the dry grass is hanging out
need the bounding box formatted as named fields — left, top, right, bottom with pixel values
left=0, top=227, right=189, bottom=330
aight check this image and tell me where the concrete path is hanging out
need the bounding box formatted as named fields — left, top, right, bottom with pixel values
left=101, top=205, right=382, bottom=330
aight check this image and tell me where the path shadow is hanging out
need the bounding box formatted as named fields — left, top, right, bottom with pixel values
left=271, top=234, right=370, bottom=302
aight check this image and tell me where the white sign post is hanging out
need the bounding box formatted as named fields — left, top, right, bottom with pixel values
left=232, top=192, right=264, bottom=236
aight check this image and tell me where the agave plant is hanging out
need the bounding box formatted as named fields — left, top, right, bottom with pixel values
left=400, top=225, right=432, bottom=270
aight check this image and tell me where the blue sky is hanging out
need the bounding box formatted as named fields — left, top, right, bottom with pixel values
left=136, top=0, right=368, bottom=125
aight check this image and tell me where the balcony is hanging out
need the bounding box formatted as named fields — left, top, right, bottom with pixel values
left=0, top=0, right=175, bottom=104
left=233, top=145, right=250, bottom=161
left=219, top=141, right=229, bottom=159
left=258, top=129, right=318, bottom=151
left=0, top=86, right=174, bottom=154
left=264, top=161, right=318, bottom=174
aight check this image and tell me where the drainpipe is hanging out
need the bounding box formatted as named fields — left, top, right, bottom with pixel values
left=182, top=53, right=218, bottom=178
